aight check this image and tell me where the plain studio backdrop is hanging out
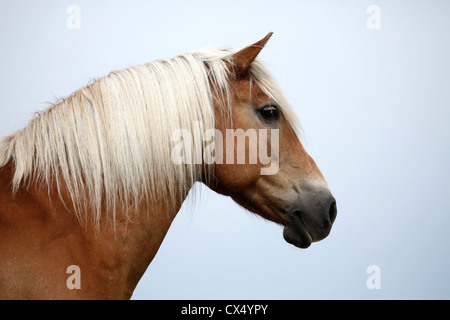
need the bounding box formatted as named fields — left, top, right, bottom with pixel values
left=1, top=0, right=449, bottom=299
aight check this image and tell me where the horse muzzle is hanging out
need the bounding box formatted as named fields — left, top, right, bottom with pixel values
left=283, top=186, right=337, bottom=248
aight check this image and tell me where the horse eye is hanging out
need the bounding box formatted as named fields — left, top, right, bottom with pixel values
left=259, top=104, right=280, bottom=121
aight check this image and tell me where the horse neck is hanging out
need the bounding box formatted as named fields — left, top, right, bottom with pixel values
left=0, top=161, right=186, bottom=299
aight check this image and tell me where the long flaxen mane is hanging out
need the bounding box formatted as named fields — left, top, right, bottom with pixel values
left=0, top=47, right=299, bottom=227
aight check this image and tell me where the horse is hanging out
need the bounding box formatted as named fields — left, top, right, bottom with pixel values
left=0, top=33, right=337, bottom=299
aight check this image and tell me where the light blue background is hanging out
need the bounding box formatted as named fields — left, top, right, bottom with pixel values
left=1, top=0, right=449, bottom=299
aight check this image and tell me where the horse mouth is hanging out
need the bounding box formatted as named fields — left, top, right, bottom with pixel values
left=282, top=219, right=313, bottom=249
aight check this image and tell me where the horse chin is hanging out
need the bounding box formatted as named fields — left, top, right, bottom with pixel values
left=282, top=223, right=313, bottom=249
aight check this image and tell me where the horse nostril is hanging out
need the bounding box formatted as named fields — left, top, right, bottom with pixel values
left=328, top=200, right=337, bottom=223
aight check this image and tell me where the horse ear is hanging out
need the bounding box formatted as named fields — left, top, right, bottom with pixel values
left=231, top=32, right=273, bottom=75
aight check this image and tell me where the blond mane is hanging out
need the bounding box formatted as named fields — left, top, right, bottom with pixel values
left=0, top=48, right=299, bottom=226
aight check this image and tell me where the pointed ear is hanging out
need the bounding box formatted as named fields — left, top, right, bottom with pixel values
left=231, top=32, right=273, bottom=75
